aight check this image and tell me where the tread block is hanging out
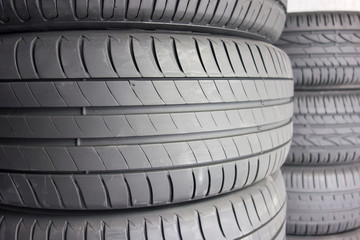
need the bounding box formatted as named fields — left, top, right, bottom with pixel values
left=283, top=163, right=360, bottom=235
left=289, top=91, right=360, bottom=164
left=278, top=12, right=360, bottom=86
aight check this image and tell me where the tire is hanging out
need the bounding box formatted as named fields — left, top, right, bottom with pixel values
left=0, top=170, right=286, bottom=240
left=283, top=163, right=360, bottom=236
left=276, top=12, right=360, bottom=86
left=287, top=227, right=360, bottom=240
left=0, top=31, right=294, bottom=210
left=0, top=0, right=287, bottom=42
left=287, top=89, right=360, bottom=165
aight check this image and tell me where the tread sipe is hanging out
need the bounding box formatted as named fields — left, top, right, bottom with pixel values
left=0, top=0, right=286, bottom=42
left=276, top=12, right=360, bottom=86
left=287, top=89, right=360, bottom=165
left=0, top=31, right=293, bottom=210
left=283, top=163, right=360, bottom=236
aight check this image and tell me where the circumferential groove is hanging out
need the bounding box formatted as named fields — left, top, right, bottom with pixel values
left=0, top=97, right=292, bottom=116
left=0, top=119, right=291, bottom=146
left=0, top=140, right=290, bottom=176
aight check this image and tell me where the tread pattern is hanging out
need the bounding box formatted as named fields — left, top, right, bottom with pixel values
left=0, top=79, right=293, bottom=107
left=0, top=31, right=294, bottom=210
left=0, top=31, right=293, bottom=80
left=283, top=12, right=360, bottom=32
left=276, top=12, right=360, bottom=86
left=0, top=102, right=293, bottom=139
left=0, top=124, right=292, bottom=209
left=0, top=0, right=286, bottom=42
left=287, top=227, right=360, bottom=239
left=287, top=90, right=360, bottom=164
left=0, top=115, right=293, bottom=172
left=0, top=170, right=287, bottom=240
left=283, top=163, right=360, bottom=236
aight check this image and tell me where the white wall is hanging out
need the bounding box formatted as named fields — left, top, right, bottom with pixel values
left=288, top=0, right=360, bottom=13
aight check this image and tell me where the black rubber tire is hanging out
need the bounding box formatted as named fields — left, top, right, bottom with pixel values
left=0, top=31, right=293, bottom=210
left=0, top=170, right=286, bottom=240
left=0, top=0, right=287, bottom=42
left=287, top=227, right=360, bottom=240
left=0, top=31, right=293, bottom=80
left=287, top=89, right=360, bottom=165
left=283, top=163, right=360, bottom=236
left=276, top=12, right=360, bottom=86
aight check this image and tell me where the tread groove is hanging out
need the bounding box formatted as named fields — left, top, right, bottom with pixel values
left=129, top=36, right=141, bottom=76
left=106, top=36, right=119, bottom=77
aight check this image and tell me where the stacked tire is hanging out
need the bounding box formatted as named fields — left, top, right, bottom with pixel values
left=277, top=12, right=360, bottom=238
left=0, top=0, right=294, bottom=239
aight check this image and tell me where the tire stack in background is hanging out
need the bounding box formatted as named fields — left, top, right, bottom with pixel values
left=277, top=12, right=360, bottom=238
left=0, top=1, right=294, bottom=239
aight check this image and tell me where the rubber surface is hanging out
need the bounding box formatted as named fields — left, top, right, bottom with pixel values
left=0, top=123, right=292, bottom=210
left=0, top=0, right=287, bottom=42
left=0, top=170, right=286, bottom=240
left=287, top=227, right=360, bottom=240
left=0, top=31, right=294, bottom=210
left=287, top=89, right=360, bottom=165
left=283, top=163, right=360, bottom=236
left=276, top=12, right=360, bottom=86
left=0, top=31, right=293, bottom=80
